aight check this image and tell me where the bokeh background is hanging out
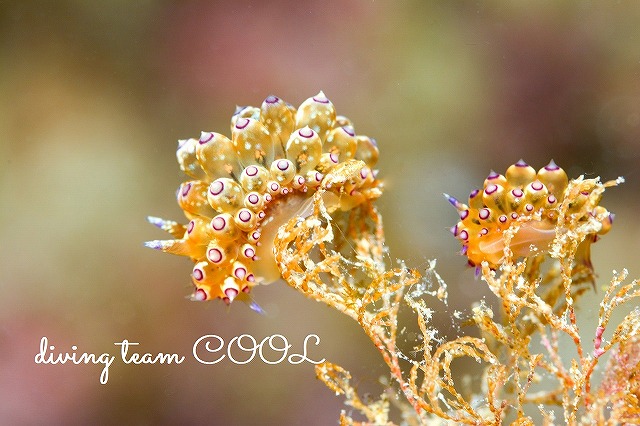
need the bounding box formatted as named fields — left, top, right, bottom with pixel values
left=1, top=1, right=639, bottom=424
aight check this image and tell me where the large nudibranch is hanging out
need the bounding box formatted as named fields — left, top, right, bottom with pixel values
left=446, top=160, right=615, bottom=271
left=146, top=92, right=382, bottom=304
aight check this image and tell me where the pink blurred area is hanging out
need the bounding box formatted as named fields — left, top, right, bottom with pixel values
left=1, top=1, right=639, bottom=424
left=158, top=1, right=382, bottom=104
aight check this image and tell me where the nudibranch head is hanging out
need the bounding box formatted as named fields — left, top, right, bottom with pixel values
left=146, top=92, right=382, bottom=305
left=447, top=159, right=615, bottom=271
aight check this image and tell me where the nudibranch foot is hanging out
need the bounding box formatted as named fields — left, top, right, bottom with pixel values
left=448, top=160, right=618, bottom=277
left=147, top=93, right=383, bottom=305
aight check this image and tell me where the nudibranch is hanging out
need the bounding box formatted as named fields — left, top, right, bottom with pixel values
left=146, top=92, right=382, bottom=304
left=446, top=160, right=615, bottom=271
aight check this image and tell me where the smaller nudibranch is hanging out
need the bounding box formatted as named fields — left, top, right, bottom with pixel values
left=446, top=160, right=615, bottom=271
left=146, top=92, right=383, bottom=305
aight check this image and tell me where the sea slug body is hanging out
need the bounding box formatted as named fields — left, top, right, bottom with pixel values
left=446, top=160, right=614, bottom=270
left=147, top=92, right=382, bottom=304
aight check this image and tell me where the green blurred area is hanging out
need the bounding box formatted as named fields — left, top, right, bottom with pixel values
left=1, top=1, right=639, bottom=424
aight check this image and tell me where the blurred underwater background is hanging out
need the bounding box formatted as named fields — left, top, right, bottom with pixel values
left=1, top=1, right=639, bottom=424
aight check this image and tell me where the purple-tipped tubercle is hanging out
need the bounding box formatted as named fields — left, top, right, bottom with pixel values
left=486, top=170, right=500, bottom=180
left=235, top=118, right=250, bottom=130
left=485, top=184, right=498, bottom=195
left=193, top=289, right=207, bottom=301
left=312, top=93, right=330, bottom=103
left=224, top=288, right=239, bottom=304
left=199, top=131, right=214, bottom=144
left=233, top=105, right=246, bottom=116
left=544, top=159, right=560, bottom=171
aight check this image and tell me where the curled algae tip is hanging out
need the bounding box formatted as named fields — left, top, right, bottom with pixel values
left=146, top=92, right=383, bottom=306
left=447, top=159, right=618, bottom=272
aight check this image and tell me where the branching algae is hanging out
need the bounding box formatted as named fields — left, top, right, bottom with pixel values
left=147, top=94, right=639, bottom=425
